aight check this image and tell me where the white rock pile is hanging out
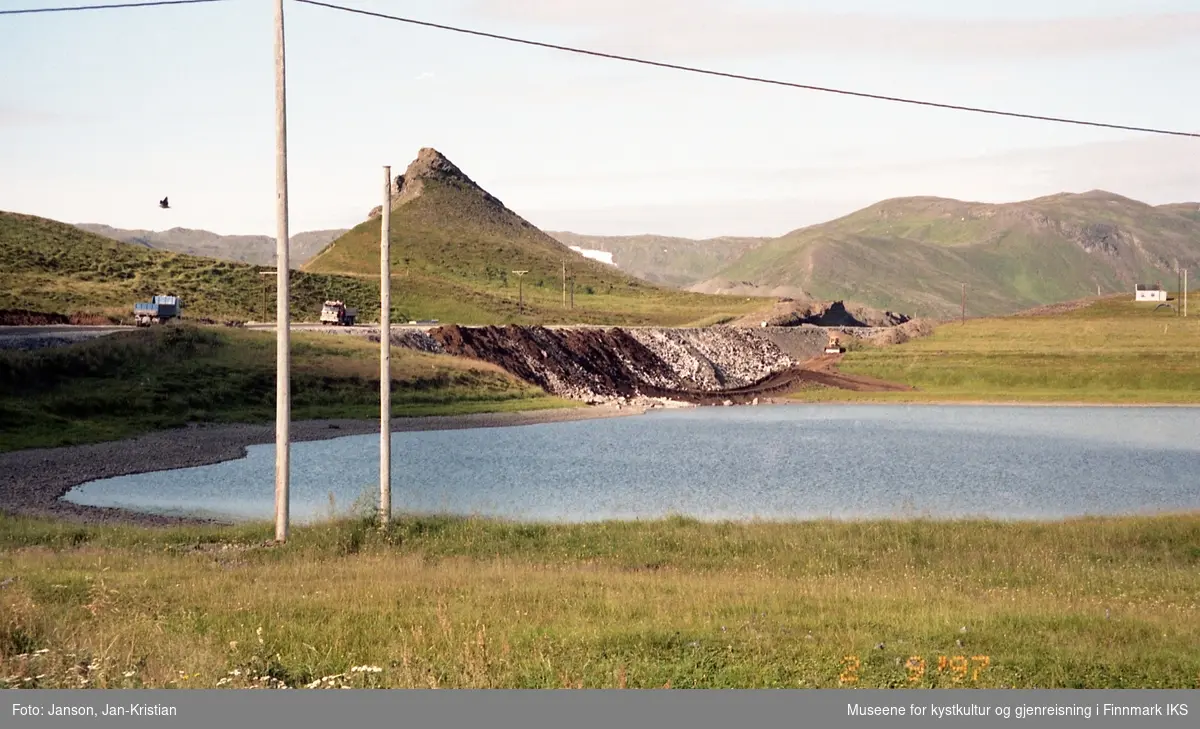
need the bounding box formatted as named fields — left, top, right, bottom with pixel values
left=627, top=327, right=794, bottom=391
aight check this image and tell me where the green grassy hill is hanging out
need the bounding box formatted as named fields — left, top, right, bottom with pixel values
left=694, top=191, right=1200, bottom=318
left=544, top=231, right=768, bottom=288
left=0, top=205, right=762, bottom=327
left=303, top=148, right=764, bottom=325
left=1158, top=202, right=1200, bottom=223
left=0, top=211, right=377, bottom=323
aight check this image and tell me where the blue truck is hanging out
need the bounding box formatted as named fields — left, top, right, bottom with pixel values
left=133, top=295, right=182, bottom=327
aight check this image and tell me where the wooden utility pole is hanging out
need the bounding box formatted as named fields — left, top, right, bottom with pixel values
left=379, top=165, right=392, bottom=528
left=570, top=278, right=574, bottom=309
left=272, top=0, right=291, bottom=543
left=562, top=261, right=566, bottom=307
left=513, top=270, right=528, bottom=312
left=1185, top=268, right=1189, bottom=318
left=961, top=283, right=965, bottom=325
left=259, top=270, right=274, bottom=321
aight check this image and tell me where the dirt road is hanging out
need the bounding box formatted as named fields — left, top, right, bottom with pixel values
left=635, top=354, right=913, bottom=405
left=795, top=353, right=915, bottom=392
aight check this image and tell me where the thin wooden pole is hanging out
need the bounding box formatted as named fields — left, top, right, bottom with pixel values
left=961, top=283, right=965, bottom=325
left=379, top=165, right=392, bottom=527
left=272, top=0, right=290, bottom=543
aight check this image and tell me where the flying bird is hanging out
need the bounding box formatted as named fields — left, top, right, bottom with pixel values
left=159, top=197, right=170, bottom=209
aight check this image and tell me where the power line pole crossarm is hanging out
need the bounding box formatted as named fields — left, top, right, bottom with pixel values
left=272, top=0, right=291, bottom=543
left=379, top=165, right=392, bottom=528
left=512, top=270, right=528, bottom=313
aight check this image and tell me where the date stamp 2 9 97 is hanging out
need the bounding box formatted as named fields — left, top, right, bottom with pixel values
left=839, top=655, right=991, bottom=685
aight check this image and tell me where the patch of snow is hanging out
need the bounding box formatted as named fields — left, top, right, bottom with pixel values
left=568, top=246, right=616, bottom=266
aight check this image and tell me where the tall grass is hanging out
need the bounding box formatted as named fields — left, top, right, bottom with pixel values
left=1, top=513, right=1197, bottom=689
left=0, top=324, right=573, bottom=451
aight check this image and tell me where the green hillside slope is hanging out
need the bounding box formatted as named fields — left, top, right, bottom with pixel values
left=695, top=191, right=1200, bottom=318
left=1157, top=202, right=1200, bottom=223
left=0, top=211, right=376, bottom=322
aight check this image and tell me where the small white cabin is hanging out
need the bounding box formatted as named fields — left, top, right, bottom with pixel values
left=1134, top=284, right=1167, bottom=303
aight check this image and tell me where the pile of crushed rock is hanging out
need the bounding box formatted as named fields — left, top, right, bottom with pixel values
left=626, top=327, right=795, bottom=391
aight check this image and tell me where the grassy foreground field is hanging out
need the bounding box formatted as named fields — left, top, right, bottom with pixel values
left=2, top=513, right=1197, bottom=689
left=0, top=324, right=574, bottom=452
left=792, top=295, right=1200, bottom=404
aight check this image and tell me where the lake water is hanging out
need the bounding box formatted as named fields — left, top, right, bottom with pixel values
left=63, top=405, right=1200, bottom=523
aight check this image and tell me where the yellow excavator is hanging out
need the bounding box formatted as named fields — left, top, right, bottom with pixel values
left=824, top=332, right=845, bottom=354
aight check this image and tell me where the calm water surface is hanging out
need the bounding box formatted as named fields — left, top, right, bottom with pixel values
left=63, top=405, right=1200, bottom=523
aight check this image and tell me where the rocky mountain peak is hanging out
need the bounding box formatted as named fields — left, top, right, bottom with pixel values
left=369, top=147, right=498, bottom=219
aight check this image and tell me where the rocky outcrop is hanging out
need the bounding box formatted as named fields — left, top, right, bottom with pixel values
left=367, top=147, right=529, bottom=226
left=626, top=327, right=793, bottom=390
left=733, top=299, right=911, bottom=328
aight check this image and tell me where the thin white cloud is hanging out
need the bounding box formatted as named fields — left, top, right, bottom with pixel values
left=414, top=71, right=436, bottom=81
left=465, top=0, right=1200, bottom=59
left=495, top=135, right=1200, bottom=188
left=509, top=136, right=1200, bottom=237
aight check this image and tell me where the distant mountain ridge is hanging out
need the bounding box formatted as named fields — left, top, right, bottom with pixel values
left=68, top=178, right=1200, bottom=321
left=688, top=191, right=1200, bottom=318
left=74, top=224, right=348, bottom=269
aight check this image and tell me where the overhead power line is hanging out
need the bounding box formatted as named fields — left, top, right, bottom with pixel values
left=295, top=0, right=1200, bottom=140
left=0, top=0, right=224, bottom=15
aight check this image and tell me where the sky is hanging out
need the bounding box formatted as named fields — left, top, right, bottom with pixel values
left=2, top=0, right=1200, bottom=238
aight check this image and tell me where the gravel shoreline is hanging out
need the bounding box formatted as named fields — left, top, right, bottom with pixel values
left=0, top=405, right=645, bottom=527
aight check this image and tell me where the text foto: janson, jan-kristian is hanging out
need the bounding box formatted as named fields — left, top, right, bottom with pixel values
left=12, top=703, right=178, bottom=717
